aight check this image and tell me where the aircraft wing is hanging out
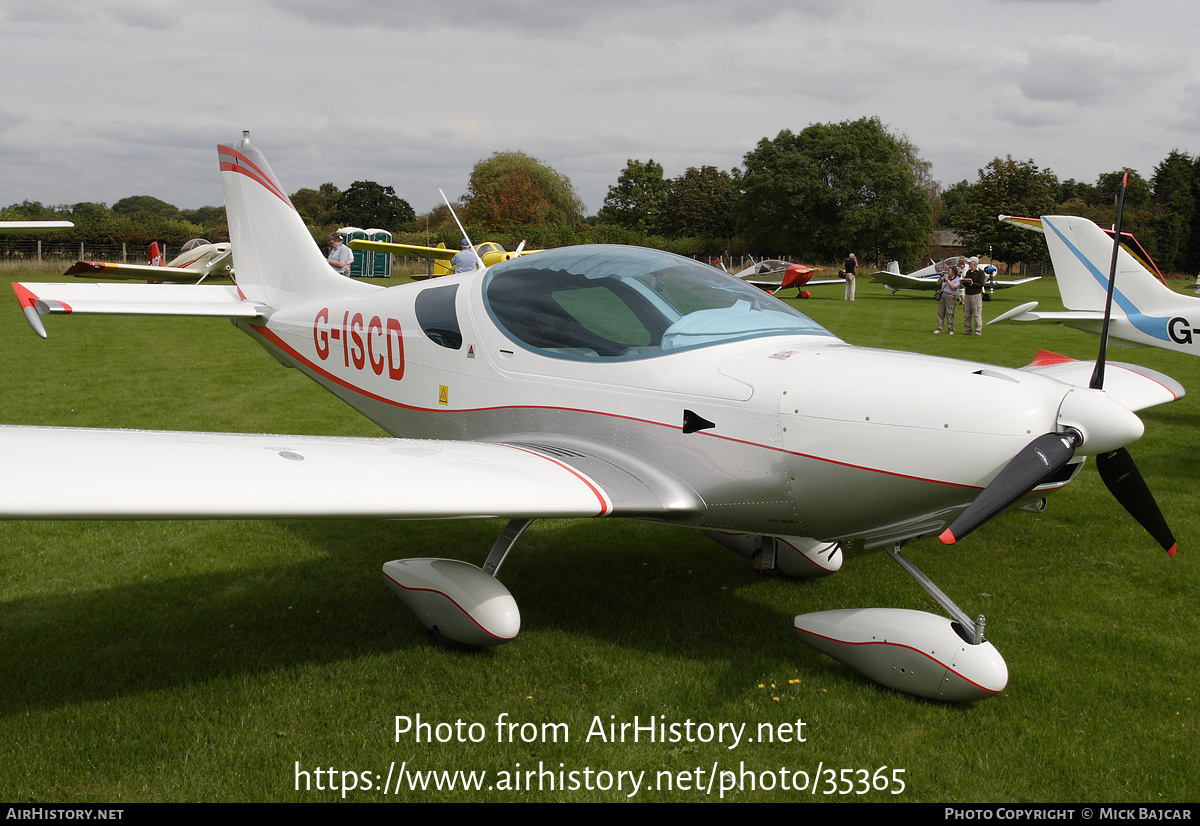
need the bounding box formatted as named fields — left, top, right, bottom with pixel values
left=64, top=261, right=210, bottom=282
left=0, top=427, right=706, bottom=521
left=990, top=277, right=1041, bottom=289
left=742, top=278, right=843, bottom=291
left=1020, top=350, right=1185, bottom=412
left=12, top=282, right=266, bottom=338
left=869, top=271, right=937, bottom=291
left=0, top=221, right=73, bottom=233
left=0, top=428, right=617, bottom=520
left=349, top=240, right=455, bottom=260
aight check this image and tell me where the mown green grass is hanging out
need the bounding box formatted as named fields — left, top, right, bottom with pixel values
left=0, top=269, right=1196, bottom=802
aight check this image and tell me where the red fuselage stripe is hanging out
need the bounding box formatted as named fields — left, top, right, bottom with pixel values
left=249, top=323, right=982, bottom=491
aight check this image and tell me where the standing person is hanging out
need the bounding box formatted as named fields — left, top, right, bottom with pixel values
left=843, top=252, right=857, bottom=301
left=326, top=233, right=353, bottom=276
left=935, top=264, right=961, bottom=334
left=451, top=238, right=481, bottom=273
left=962, top=256, right=986, bottom=335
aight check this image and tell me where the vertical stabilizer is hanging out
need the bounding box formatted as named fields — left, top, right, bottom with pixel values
left=1042, top=216, right=1178, bottom=314
left=219, top=133, right=373, bottom=309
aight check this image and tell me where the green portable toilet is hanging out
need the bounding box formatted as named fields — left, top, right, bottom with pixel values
left=338, top=226, right=368, bottom=277
left=365, top=228, right=393, bottom=277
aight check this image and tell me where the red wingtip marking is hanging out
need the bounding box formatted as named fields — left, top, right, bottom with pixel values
left=11, top=282, right=39, bottom=309
left=1028, top=349, right=1076, bottom=367
left=1168, top=543, right=1177, bottom=557
left=940, top=529, right=956, bottom=545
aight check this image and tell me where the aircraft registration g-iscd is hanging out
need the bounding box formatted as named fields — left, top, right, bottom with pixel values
left=3, top=135, right=1184, bottom=702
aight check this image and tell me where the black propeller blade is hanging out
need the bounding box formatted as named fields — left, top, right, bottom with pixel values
left=940, top=431, right=1079, bottom=545
left=1096, top=447, right=1177, bottom=556
left=945, top=174, right=1176, bottom=555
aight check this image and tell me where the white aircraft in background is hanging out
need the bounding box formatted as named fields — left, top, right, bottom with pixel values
left=731, top=258, right=841, bottom=297
left=991, top=215, right=1200, bottom=357
left=0, top=221, right=73, bottom=232
left=870, top=256, right=1040, bottom=298
left=64, top=238, right=233, bottom=283
left=3, top=134, right=1183, bottom=703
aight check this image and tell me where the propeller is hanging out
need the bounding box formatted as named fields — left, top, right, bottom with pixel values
left=940, top=431, right=1078, bottom=545
left=942, top=174, right=1176, bottom=555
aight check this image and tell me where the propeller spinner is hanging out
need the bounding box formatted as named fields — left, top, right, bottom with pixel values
left=941, top=175, right=1176, bottom=555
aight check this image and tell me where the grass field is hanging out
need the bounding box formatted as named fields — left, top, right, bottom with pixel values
left=0, top=267, right=1196, bottom=802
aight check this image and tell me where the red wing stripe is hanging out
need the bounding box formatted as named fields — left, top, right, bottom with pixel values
left=505, top=445, right=612, bottom=516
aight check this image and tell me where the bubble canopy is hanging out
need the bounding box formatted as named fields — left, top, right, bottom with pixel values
left=481, top=245, right=833, bottom=360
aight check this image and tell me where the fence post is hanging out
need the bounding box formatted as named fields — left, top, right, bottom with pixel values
left=37, top=240, right=42, bottom=264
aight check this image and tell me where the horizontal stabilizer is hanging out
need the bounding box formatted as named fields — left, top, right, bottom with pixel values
left=12, top=283, right=265, bottom=334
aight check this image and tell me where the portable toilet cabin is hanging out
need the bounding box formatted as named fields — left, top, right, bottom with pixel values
left=364, top=228, right=393, bottom=278
left=338, top=226, right=368, bottom=277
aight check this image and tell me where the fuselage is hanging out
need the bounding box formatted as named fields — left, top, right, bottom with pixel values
left=237, top=247, right=1090, bottom=548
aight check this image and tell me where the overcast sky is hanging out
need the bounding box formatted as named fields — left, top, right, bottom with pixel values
left=2, top=0, right=1197, bottom=217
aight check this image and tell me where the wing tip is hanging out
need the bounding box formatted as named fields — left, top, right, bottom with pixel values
left=939, top=528, right=956, bottom=545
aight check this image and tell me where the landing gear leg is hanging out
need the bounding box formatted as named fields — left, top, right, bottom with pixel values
left=793, top=540, right=1008, bottom=701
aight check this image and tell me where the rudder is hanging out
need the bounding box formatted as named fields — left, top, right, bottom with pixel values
left=219, top=133, right=372, bottom=309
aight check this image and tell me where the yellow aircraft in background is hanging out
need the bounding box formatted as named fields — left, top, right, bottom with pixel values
left=348, top=238, right=540, bottom=278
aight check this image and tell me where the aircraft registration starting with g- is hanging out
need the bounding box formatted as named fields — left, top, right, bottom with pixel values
left=2, top=135, right=1184, bottom=702
left=991, top=214, right=1200, bottom=357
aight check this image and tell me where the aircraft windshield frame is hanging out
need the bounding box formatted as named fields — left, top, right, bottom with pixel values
left=481, top=245, right=833, bottom=360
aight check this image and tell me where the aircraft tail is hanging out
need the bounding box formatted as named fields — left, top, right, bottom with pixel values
left=219, top=133, right=370, bottom=308
left=1041, top=215, right=1178, bottom=314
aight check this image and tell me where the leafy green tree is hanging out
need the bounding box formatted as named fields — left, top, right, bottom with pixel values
left=464, top=151, right=585, bottom=231
left=659, top=166, right=737, bottom=240
left=181, top=205, right=227, bottom=227
left=598, top=159, right=668, bottom=233
left=1, top=200, right=68, bottom=221
left=337, top=180, right=415, bottom=229
left=67, top=202, right=119, bottom=239
left=953, top=156, right=1060, bottom=266
left=1095, top=169, right=1151, bottom=212
left=737, top=117, right=933, bottom=268
left=111, top=195, right=180, bottom=219
left=1150, top=150, right=1195, bottom=271
left=291, top=183, right=342, bottom=227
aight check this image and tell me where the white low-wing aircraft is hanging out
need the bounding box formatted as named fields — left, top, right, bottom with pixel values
left=991, top=215, right=1200, bottom=357
left=64, top=238, right=233, bottom=283
left=870, top=256, right=1040, bottom=297
left=4, top=135, right=1184, bottom=702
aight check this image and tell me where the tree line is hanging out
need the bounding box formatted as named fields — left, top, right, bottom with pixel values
left=8, top=119, right=1200, bottom=273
